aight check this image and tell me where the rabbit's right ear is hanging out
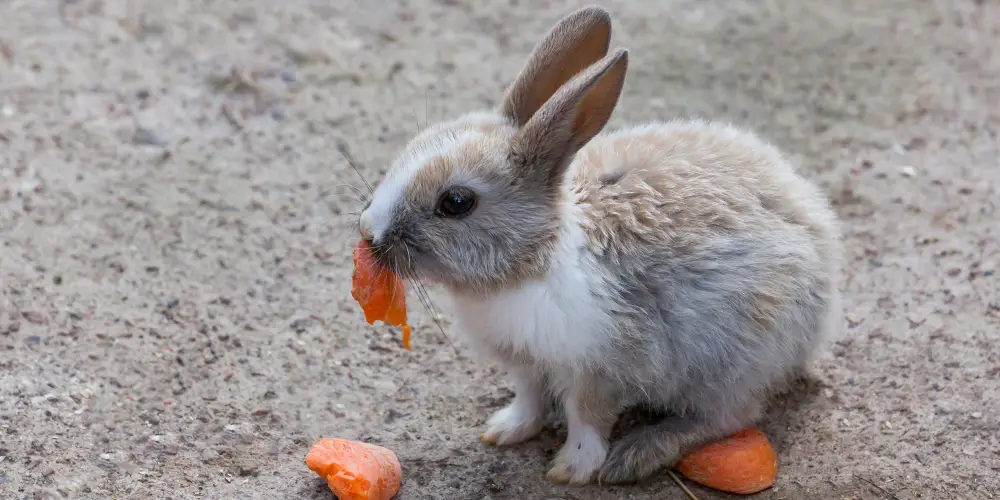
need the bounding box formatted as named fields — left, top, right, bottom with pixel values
left=501, top=6, right=612, bottom=127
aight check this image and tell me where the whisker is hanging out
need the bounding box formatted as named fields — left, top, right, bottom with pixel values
left=413, top=277, right=460, bottom=357
left=336, top=140, right=374, bottom=195
left=409, top=100, right=423, bottom=136
left=423, top=88, right=429, bottom=131
left=331, top=183, right=368, bottom=204
left=400, top=246, right=459, bottom=357
left=386, top=243, right=400, bottom=314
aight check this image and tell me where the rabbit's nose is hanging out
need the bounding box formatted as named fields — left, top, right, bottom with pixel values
left=359, top=210, right=374, bottom=241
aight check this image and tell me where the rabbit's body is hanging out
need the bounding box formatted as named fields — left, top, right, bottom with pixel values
left=453, top=120, right=841, bottom=483
left=357, top=6, right=841, bottom=486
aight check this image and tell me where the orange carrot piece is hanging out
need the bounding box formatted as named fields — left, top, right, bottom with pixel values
left=351, top=239, right=412, bottom=350
left=305, top=438, right=402, bottom=500
left=675, top=427, right=778, bottom=494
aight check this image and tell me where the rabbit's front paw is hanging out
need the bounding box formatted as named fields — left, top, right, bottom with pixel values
left=480, top=403, right=544, bottom=446
left=546, top=428, right=608, bottom=486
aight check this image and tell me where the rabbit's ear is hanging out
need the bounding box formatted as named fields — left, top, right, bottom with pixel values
left=512, top=48, right=629, bottom=185
left=501, top=6, right=612, bottom=127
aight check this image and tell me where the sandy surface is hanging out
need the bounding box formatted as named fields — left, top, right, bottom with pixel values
left=1, top=0, right=998, bottom=499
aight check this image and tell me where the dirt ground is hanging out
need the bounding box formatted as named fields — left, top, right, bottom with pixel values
left=1, top=0, right=998, bottom=499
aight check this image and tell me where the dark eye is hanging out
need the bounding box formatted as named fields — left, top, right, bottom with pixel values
left=436, top=187, right=477, bottom=218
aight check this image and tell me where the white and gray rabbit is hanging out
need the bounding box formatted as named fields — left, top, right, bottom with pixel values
left=357, top=5, right=842, bottom=485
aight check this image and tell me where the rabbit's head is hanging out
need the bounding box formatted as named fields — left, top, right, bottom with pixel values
left=358, top=6, right=628, bottom=295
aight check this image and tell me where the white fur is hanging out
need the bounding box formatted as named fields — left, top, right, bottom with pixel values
left=448, top=196, right=614, bottom=370
left=480, top=369, right=545, bottom=445
left=547, top=387, right=610, bottom=484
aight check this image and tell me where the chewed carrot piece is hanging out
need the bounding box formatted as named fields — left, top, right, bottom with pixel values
left=351, top=239, right=412, bottom=350
left=305, top=438, right=402, bottom=500
left=675, top=427, right=778, bottom=494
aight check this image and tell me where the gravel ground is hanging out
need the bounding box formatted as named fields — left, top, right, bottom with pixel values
left=1, top=0, right=998, bottom=499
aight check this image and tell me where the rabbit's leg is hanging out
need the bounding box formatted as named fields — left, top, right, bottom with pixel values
left=598, top=402, right=763, bottom=484
left=481, top=366, right=546, bottom=446
left=546, top=382, right=619, bottom=485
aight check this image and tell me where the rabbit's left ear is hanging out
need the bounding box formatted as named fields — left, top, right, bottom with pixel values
left=511, top=48, right=629, bottom=186
left=501, top=6, right=613, bottom=128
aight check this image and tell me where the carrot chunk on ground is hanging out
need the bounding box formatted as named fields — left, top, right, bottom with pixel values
left=351, top=239, right=412, bottom=349
left=305, top=438, right=402, bottom=500
left=675, top=427, right=778, bottom=494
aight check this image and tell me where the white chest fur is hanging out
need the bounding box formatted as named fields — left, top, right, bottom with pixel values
left=448, top=219, right=613, bottom=369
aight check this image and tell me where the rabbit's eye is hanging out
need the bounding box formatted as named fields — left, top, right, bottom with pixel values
left=436, top=187, right=477, bottom=218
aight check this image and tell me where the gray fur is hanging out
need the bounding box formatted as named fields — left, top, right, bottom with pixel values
left=589, top=232, right=832, bottom=482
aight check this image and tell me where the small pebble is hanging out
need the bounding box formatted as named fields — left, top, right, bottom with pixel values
left=133, top=126, right=166, bottom=147
left=845, top=314, right=862, bottom=328
left=290, top=318, right=312, bottom=332
left=384, top=408, right=407, bottom=423
left=238, top=465, right=259, bottom=477
left=485, top=478, right=504, bottom=492
left=22, top=311, right=47, bottom=324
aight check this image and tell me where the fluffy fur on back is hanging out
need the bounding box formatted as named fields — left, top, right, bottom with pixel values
left=357, top=5, right=842, bottom=486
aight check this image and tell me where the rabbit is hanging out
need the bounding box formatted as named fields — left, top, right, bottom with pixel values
left=356, top=5, right=842, bottom=486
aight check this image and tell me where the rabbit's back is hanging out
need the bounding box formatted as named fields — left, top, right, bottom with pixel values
left=571, top=120, right=839, bottom=261
left=568, top=119, right=842, bottom=413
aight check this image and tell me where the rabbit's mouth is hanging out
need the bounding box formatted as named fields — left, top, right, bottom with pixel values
left=366, top=235, right=409, bottom=277
left=367, top=232, right=439, bottom=284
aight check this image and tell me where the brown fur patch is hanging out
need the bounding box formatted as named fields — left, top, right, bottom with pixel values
left=408, top=155, right=454, bottom=206
left=572, top=125, right=794, bottom=258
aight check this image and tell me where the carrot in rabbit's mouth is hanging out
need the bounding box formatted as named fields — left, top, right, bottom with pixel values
left=352, top=239, right=412, bottom=350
